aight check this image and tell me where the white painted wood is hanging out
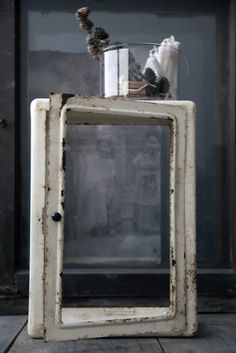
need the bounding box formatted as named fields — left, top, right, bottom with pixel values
left=28, top=96, right=196, bottom=340
left=28, top=99, right=49, bottom=338
left=42, top=95, right=196, bottom=340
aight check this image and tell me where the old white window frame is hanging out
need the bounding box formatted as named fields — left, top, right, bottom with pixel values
left=28, top=94, right=196, bottom=341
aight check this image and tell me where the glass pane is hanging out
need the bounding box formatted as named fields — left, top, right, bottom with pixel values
left=62, top=123, right=170, bottom=304
left=21, top=0, right=231, bottom=270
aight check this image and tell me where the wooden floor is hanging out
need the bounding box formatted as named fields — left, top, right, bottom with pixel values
left=1, top=314, right=236, bottom=353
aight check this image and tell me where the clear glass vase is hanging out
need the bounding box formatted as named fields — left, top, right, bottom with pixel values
left=100, top=43, right=180, bottom=99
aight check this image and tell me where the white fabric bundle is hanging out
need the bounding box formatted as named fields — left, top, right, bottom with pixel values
left=143, top=50, right=164, bottom=83
left=155, top=36, right=181, bottom=99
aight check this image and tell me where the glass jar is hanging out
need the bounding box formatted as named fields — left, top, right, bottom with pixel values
left=100, top=43, right=180, bottom=99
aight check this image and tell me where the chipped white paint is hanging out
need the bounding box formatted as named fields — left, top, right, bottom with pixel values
left=28, top=99, right=49, bottom=338
left=28, top=95, right=197, bottom=341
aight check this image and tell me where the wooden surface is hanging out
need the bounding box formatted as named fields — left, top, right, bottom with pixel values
left=5, top=314, right=236, bottom=353
left=159, top=314, right=236, bottom=353
left=8, top=330, right=163, bottom=353
left=0, top=316, right=26, bottom=353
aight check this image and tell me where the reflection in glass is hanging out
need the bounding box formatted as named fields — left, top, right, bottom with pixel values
left=64, top=125, right=169, bottom=268
left=20, top=0, right=231, bottom=270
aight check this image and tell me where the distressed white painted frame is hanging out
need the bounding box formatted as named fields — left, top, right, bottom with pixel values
left=28, top=95, right=196, bottom=341
left=28, top=98, right=49, bottom=338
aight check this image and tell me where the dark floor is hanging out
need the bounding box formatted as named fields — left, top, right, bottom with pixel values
left=1, top=314, right=236, bottom=353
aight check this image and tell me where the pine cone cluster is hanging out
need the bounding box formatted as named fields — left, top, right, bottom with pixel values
left=143, top=67, right=170, bottom=97
left=145, top=83, right=159, bottom=97
left=144, top=68, right=156, bottom=84
left=93, top=27, right=109, bottom=40
left=75, top=7, right=111, bottom=59
left=79, top=18, right=93, bottom=32
left=159, top=77, right=170, bottom=94
left=75, top=7, right=90, bottom=19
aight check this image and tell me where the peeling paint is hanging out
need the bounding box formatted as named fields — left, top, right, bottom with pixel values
left=29, top=95, right=196, bottom=341
left=62, top=150, right=66, bottom=171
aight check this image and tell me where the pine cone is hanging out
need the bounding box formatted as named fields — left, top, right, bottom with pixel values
left=100, top=39, right=111, bottom=49
left=93, top=27, right=109, bottom=40
left=86, top=34, right=97, bottom=46
left=75, top=7, right=90, bottom=20
left=79, top=18, right=93, bottom=32
left=87, top=44, right=102, bottom=60
left=86, top=36, right=109, bottom=58
left=144, top=67, right=156, bottom=84
left=159, top=77, right=170, bottom=94
left=145, top=83, right=160, bottom=97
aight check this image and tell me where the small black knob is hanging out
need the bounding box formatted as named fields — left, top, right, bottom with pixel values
left=51, top=212, right=61, bottom=222
left=0, top=118, right=7, bottom=128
